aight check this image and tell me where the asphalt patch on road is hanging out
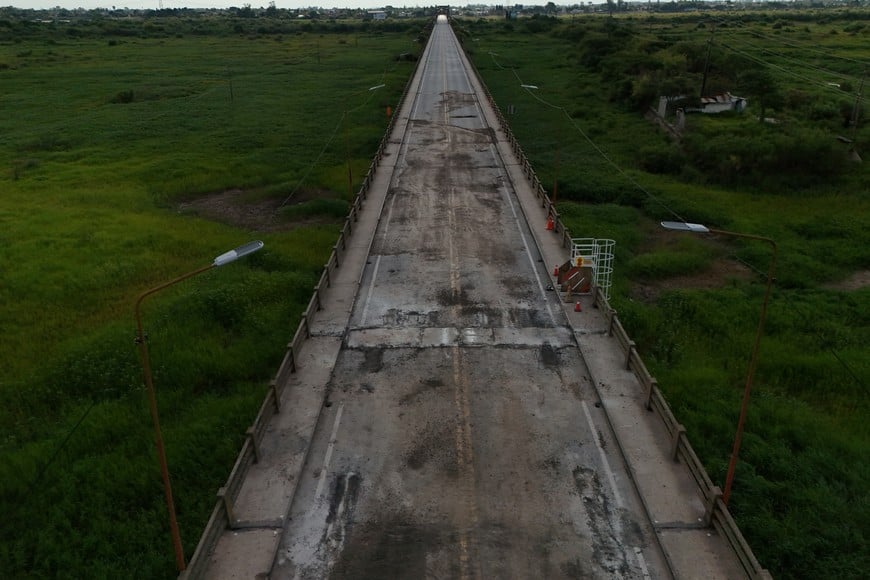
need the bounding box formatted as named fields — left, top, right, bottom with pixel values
left=501, top=275, right=536, bottom=300
left=361, top=348, right=384, bottom=373
left=324, top=473, right=362, bottom=540
left=540, top=343, right=561, bottom=368
left=399, top=377, right=446, bottom=407
left=436, top=287, right=471, bottom=307
left=330, top=517, right=443, bottom=580
left=572, top=466, right=632, bottom=577
left=403, top=419, right=460, bottom=476
left=460, top=303, right=502, bottom=324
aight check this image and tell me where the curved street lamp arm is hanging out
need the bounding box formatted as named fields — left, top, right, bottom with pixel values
left=133, top=262, right=213, bottom=573
left=714, top=230, right=777, bottom=506
left=135, top=263, right=215, bottom=336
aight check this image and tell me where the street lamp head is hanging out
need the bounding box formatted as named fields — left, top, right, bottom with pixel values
left=521, top=84, right=539, bottom=90
left=368, top=84, right=386, bottom=91
left=661, top=221, right=710, bottom=234
left=213, top=240, right=264, bottom=267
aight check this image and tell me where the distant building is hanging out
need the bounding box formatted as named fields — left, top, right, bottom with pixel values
left=368, top=10, right=386, bottom=20
left=659, top=92, right=748, bottom=117
left=698, top=93, right=747, bottom=114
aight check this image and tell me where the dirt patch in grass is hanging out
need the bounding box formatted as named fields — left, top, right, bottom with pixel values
left=823, top=270, right=870, bottom=291
left=177, top=187, right=339, bottom=232
left=629, top=225, right=754, bottom=302
left=631, top=257, right=752, bottom=303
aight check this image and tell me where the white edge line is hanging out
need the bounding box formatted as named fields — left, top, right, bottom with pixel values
left=359, top=255, right=382, bottom=327
left=446, top=25, right=556, bottom=326
left=581, top=400, right=624, bottom=510
left=314, top=402, right=345, bottom=502
left=495, top=169, right=557, bottom=325
left=634, top=546, right=652, bottom=580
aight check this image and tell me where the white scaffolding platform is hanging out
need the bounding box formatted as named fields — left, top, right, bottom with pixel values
left=569, top=238, right=615, bottom=301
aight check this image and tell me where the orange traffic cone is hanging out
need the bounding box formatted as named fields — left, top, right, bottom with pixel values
left=546, top=215, right=555, bottom=231
left=574, top=301, right=582, bottom=312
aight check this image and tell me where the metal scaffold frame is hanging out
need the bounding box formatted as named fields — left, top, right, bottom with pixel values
left=570, top=238, right=615, bottom=301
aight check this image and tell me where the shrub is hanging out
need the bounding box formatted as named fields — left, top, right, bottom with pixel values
left=639, top=144, right=686, bottom=175
left=628, top=250, right=711, bottom=280
left=109, top=89, right=135, bottom=104
left=279, top=198, right=349, bottom=220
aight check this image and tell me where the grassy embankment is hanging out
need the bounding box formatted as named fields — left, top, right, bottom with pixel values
left=462, top=11, right=868, bottom=580
left=0, top=17, right=424, bottom=577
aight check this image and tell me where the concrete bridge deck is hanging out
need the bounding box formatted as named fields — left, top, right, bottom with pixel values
left=198, top=17, right=750, bottom=580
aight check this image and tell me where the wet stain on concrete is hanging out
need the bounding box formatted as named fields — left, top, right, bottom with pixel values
left=399, top=377, right=446, bottom=406
left=460, top=304, right=502, bottom=324
left=361, top=348, right=384, bottom=373
left=540, top=343, right=561, bottom=368
left=507, top=307, right=549, bottom=327
left=325, top=472, right=361, bottom=529
left=436, top=287, right=470, bottom=307
left=404, top=420, right=459, bottom=476
left=382, top=308, right=441, bottom=327
left=560, top=557, right=593, bottom=579
left=572, top=466, right=632, bottom=577
left=475, top=192, right=505, bottom=214
left=501, top=275, right=536, bottom=300
left=330, top=518, right=442, bottom=580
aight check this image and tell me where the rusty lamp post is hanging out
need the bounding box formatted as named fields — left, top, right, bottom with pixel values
left=345, top=83, right=385, bottom=198
left=134, top=240, right=263, bottom=572
left=660, top=221, right=777, bottom=506
left=520, top=83, right=562, bottom=204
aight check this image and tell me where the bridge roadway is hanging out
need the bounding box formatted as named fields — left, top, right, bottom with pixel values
left=200, top=17, right=749, bottom=580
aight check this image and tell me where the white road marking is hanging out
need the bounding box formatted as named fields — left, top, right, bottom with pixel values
left=581, top=400, right=623, bottom=509
left=382, top=190, right=397, bottom=238
left=634, top=546, right=652, bottom=580
left=496, top=171, right=557, bottom=326
left=359, top=255, right=382, bottom=327
left=314, top=401, right=345, bottom=503
left=582, top=400, right=650, bottom=577
left=449, top=37, right=556, bottom=326
left=358, top=187, right=397, bottom=327
left=324, top=472, right=355, bottom=551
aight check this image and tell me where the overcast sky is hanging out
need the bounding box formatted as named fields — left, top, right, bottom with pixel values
left=10, top=1, right=422, bottom=8
left=7, top=1, right=605, bottom=10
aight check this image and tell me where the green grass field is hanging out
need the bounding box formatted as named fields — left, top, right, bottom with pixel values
left=0, top=17, right=426, bottom=577
left=463, top=10, right=869, bottom=580
left=2, top=9, right=868, bottom=578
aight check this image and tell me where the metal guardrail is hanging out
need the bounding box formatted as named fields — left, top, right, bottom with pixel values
left=459, top=31, right=772, bottom=580
left=179, top=21, right=434, bottom=580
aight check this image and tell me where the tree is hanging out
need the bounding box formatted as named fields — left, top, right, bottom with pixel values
left=739, top=66, right=781, bottom=123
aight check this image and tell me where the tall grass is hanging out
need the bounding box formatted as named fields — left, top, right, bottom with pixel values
left=466, top=11, right=869, bottom=579
left=0, top=18, right=426, bottom=577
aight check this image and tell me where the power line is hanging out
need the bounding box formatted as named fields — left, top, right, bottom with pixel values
left=490, top=51, right=689, bottom=224
left=718, top=40, right=866, bottom=103
left=717, top=20, right=870, bottom=68
left=718, top=31, right=863, bottom=86
left=276, top=70, right=389, bottom=210
left=489, top=48, right=866, bottom=398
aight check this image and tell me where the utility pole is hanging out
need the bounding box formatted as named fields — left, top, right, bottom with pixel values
left=850, top=72, right=865, bottom=143
left=648, top=0, right=653, bottom=34
left=700, top=33, right=713, bottom=99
